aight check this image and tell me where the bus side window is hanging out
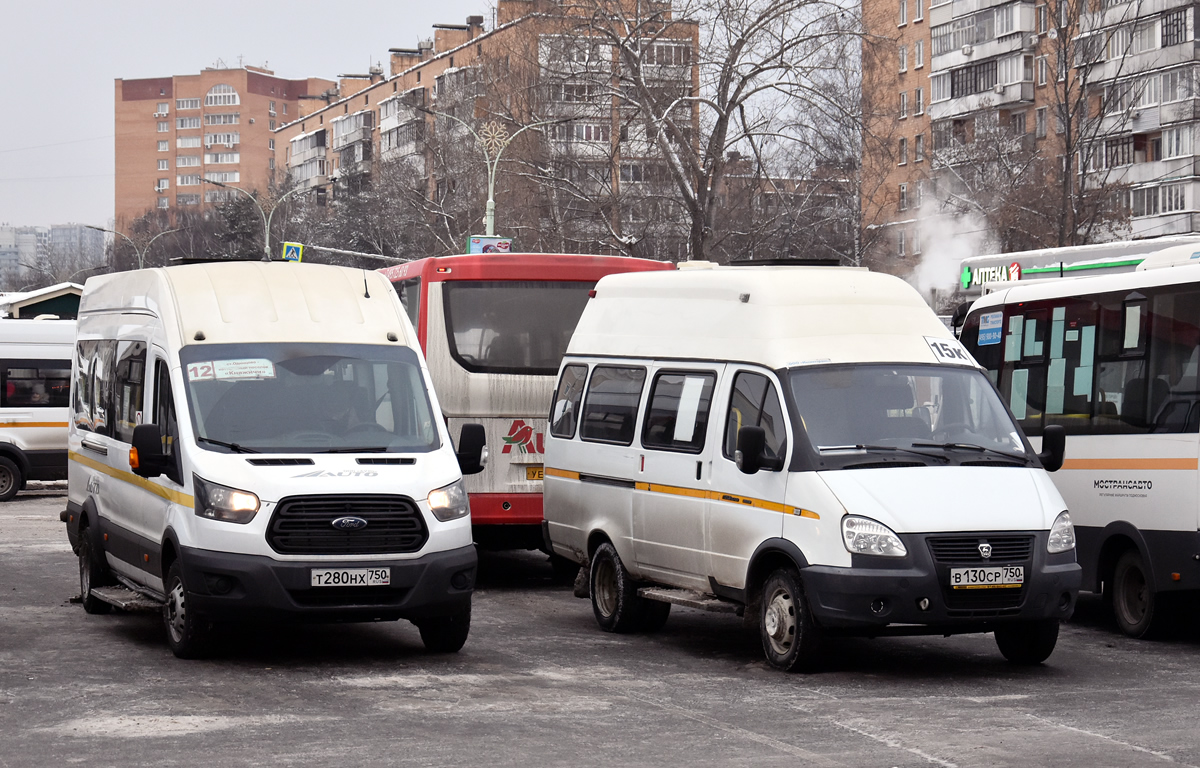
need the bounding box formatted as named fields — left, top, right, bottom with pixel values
left=113, top=341, right=147, bottom=443
left=1001, top=309, right=1048, bottom=433
left=394, top=278, right=421, bottom=331
left=641, top=371, right=717, bottom=453
left=1042, top=301, right=1098, bottom=436
left=550, top=364, right=588, bottom=439
left=153, top=359, right=180, bottom=480
left=1096, top=296, right=1150, bottom=433
left=74, top=341, right=95, bottom=431
left=580, top=366, right=646, bottom=446
left=1146, top=290, right=1200, bottom=433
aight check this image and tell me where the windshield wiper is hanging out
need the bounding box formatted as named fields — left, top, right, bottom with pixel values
left=196, top=436, right=260, bottom=454
left=817, top=444, right=949, bottom=462
left=322, top=446, right=389, bottom=453
left=910, top=442, right=1028, bottom=462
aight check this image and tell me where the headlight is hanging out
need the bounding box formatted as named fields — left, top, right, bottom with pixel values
left=428, top=479, right=469, bottom=522
left=842, top=515, right=907, bottom=557
left=193, top=474, right=260, bottom=524
left=1047, top=510, right=1075, bottom=553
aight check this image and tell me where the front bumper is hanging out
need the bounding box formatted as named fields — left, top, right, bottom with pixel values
left=179, top=543, right=477, bottom=624
left=802, top=530, right=1081, bottom=635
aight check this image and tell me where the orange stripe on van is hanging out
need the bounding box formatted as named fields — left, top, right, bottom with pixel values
left=544, top=467, right=580, bottom=480
left=1060, top=458, right=1199, bottom=471
left=0, top=422, right=68, bottom=428
left=68, top=450, right=194, bottom=506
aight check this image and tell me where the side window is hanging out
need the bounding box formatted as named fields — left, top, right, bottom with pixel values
left=113, top=341, right=147, bottom=443
left=394, top=277, right=421, bottom=331
left=1, top=360, right=70, bottom=408
left=1095, top=293, right=1150, bottom=433
left=73, top=341, right=95, bottom=431
left=1041, top=301, right=1098, bottom=436
left=91, top=341, right=117, bottom=437
left=153, top=359, right=179, bottom=461
left=580, top=365, right=646, bottom=445
left=1143, top=290, right=1200, bottom=432
left=641, top=371, right=717, bottom=453
left=723, top=372, right=787, bottom=461
left=550, top=363, right=588, bottom=439
left=1001, top=309, right=1049, bottom=433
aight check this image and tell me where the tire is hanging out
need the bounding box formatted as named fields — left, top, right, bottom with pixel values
left=163, top=559, right=210, bottom=659
left=589, top=542, right=645, bottom=633
left=759, top=568, right=822, bottom=672
left=417, top=605, right=472, bottom=653
left=639, top=600, right=671, bottom=633
left=0, top=457, right=22, bottom=502
left=78, top=532, right=112, bottom=615
left=1112, top=549, right=1161, bottom=638
left=994, top=619, right=1059, bottom=664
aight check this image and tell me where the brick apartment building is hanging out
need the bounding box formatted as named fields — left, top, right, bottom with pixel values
left=274, top=0, right=699, bottom=257
left=113, top=67, right=336, bottom=231
left=862, top=0, right=1200, bottom=266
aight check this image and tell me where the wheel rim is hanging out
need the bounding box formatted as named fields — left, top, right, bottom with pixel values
left=763, top=584, right=798, bottom=656
left=166, top=579, right=187, bottom=643
left=0, top=467, right=16, bottom=497
left=593, top=557, right=617, bottom=618
left=1118, top=564, right=1149, bottom=626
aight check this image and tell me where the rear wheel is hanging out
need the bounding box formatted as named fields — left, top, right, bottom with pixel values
left=78, top=532, right=112, bottom=615
left=1112, top=549, right=1160, bottom=638
left=163, top=560, right=210, bottom=659
left=589, top=542, right=645, bottom=633
left=994, top=619, right=1059, bottom=664
left=759, top=568, right=822, bottom=672
left=0, top=457, right=22, bottom=502
left=418, top=605, right=471, bottom=653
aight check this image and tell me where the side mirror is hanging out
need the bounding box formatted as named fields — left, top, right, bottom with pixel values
left=1038, top=424, right=1066, bottom=473
left=131, top=424, right=170, bottom=478
left=456, top=423, right=488, bottom=476
left=735, top=426, right=784, bottom=475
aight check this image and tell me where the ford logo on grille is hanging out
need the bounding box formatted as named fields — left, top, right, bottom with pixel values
left=331, top=516, right=369, bottom=531
left=978, top=542, right=993, bottom=559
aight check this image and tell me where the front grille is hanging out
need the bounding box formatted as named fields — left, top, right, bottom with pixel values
left=267, top=494, right=428, bottom=555
left=927, top=536, right=1033, bottom=564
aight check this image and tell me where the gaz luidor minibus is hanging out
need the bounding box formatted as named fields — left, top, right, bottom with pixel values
left=961, top=243, right=1200, bottom=638
left=62, top=262, right=485, bottom=658
left=0, top=318, right=75, bottom=500
left=544, top=263, right=1080, bottom=671
left=378, top=253, right=671, bottom=560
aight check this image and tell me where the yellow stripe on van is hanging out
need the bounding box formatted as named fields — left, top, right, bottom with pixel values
left=636, top=482, right=708, bottom=499
left=68, top=450, right=194, bottom=506
left=0, top=422, right=69, bottom=428
left=1061, top=458, right=1199, bottom=471
left=544, top=467, right=580, bottom=480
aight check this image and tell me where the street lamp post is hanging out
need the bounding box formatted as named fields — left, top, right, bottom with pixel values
left=85, top=225, right=180, bottom=270
left=201, top=180, right=305, bottom=261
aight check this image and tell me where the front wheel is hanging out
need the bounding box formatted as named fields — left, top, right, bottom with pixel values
left=417, top=606, right=471, bottom=653
left=0, top=457, right=21, bottom=502
left=994, top=619, right=1059, bottom=664
left=589, top=542, right=645, bottom=633
left=759, top=568, right=821, bottom=672
left=163, top=560, right=210, bottom=659
left=1112, top=549, right=1160, bottom=638
left=78, top=533, right=112, bottom=615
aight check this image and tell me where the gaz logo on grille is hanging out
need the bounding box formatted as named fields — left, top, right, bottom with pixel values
left=978, top=542, right=993, bottom=559
left=293, top=470, right=379, bottom=478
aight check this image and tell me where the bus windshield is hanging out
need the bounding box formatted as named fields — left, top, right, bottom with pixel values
left=788, top=364, right=1028, bottom=460
left=178, top=342, right=440, bottom=454
left=442, top=281, right=594, bottom=375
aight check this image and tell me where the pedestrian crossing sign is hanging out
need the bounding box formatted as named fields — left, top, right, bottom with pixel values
left=282, top=242, right=304, bottom=262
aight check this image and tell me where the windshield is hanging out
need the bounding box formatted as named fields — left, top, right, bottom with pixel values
left=788, top=364, right=1028, bottom=461
left=179, top=343, right=440, bottom=454
left=442, top=280, right=594, bottom=375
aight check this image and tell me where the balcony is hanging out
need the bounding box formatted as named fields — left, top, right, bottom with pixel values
left=1082, top=46, right=1197, bottom=84
left=1132, top=210, right=1200, bottom=237
left=1084, top=0, right=1195, bottom=32
left=290, top=145, right=326, bottom=167
left=931, top=31, right=1036, bottom=73
left=331, top=125, right=372, bottom=151
left=928, top=82, right=1035, bottom=119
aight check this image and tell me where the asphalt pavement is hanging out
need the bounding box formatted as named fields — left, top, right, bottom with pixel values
left=4, top=488, right=1200, bottom=767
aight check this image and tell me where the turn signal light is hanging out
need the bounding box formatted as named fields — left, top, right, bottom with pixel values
left=129, top=447, right=140, bottom=469
left=1172, top=573, right=1182, bottom=581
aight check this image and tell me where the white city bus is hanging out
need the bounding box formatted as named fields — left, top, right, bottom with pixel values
left=961, top=244, right=1200, bottom=637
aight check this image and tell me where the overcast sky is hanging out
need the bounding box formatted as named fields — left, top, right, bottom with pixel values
left=0, top=0, right=490, bottom=229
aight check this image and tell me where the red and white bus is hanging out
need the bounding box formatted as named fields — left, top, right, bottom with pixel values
left=379, top=253, right=672, bottom=555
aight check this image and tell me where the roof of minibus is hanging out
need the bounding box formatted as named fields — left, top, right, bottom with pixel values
left=568, top=265, right=964, bottom=369
left=969, top=260, right=1200, bottom=312
left=377, top=253, right=672, bottom=283
left=79, top=261, right=411, bottom=349
left=0, top=318, right=76, bottom=346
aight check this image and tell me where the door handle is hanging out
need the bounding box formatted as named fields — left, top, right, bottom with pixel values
left=81, top=440, right=108, bottom=457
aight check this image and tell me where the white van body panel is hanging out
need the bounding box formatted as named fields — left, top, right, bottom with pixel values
left=0, top=319, right=74, bottom=461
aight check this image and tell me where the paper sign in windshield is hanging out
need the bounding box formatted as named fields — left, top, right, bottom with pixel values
left=187, top=359, right=276, bottom=381
left=977, top=311, right=1003, bottom=346
left=924, top=336, right=975, bottom=366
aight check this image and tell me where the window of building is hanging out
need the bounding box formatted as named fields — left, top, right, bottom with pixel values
left=176, top=98, right=200, bottom=110
left=204, top=171, right=240, bottom=183
left=155, top=178, right=169, bottom=191
left=899, top=0, right=907, bottom=25
left=157, top=140, right=168, bottom=152
left=1036, top=107, right=1048, bottom=137
left=283, top=103, right=288, bottom=115
left=1163, top=126, right=1190, bottom=158
left=1162, top=182, right=1187, bottom=212
left=205, top=84, right=240, bottom=107
left=1132, top=186, right=1160, bottom=216
left=642, top=371, right=717, bottom=453
left=899, top=182, right=909, bottom=209
left=932, top=72, right=950, bottom=102
left=950, top=59, right=999, bottom=98
left=915, top=0, right=924, bottom=21
left=580, top=366, right=646, bottom=445
left=269, top=139, right=275, bottom=151
left=157, top=121, right=169, bottom=133
left=899, top=91, right=908, bottom=118
left=269, top=101, right=277, bottom=116
left=204, top=153, right=239, bottom=164
left=1162, top=9, right=1189, bottom=47
left=898, top=228, right=907, bottom=257
left=915, top=133, right=925, bottom=161
left=1036, top=3, right=1047, bottom=33
left=1037, top=56, right=1048, bottom=85
left=176, top=175, right=200, bottom=186
left=913, top=181, right=923, bottom=208
left=176, top=155, right=200, bottom=167
left=899, top=44, right=908, bottom=72
left=269, top=120, right=276, bottom=130
left=176, top=193, right=200, bottom=207
left=204, top=113, right=239, bottom=126
left=898, top=137, right=909, bottom=165
left=205, top=132, right=241, bottom=147
left=176, top=117, right=201, bottom=130
left=915, top=87, right=925, bottom=115
left=157, top=159, right=168, bottom=171
left=177, top=136, right=201, bottom=149
left=268, top=157, right=275, bottom=171
left=157, top=197, right=169, bottom=209
left=155, top=102, right=169, bottom=116
left=915, top=40, right=925, bottom=68
left=1011, top=111, right=1027, bottom=134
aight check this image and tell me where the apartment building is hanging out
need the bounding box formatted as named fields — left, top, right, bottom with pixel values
left=862, top=0, right=1200, bottom=265
left=114, top=66, right=336, bottom=231
left=274, top=0, right=699, bottom=257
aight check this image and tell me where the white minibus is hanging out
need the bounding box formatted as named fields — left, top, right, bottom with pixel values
left=0, top=319, right=74, bottom=500
left=544, top=264, right=1081, bottom=671
left=63, top=262, right=485, bottom=658
left=961, top=244, right=1200, bottom=637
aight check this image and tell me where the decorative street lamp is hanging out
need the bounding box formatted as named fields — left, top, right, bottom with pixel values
left=200, top=179, right=306, bottom=261
left=85, top=225, right=180, bottom=270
